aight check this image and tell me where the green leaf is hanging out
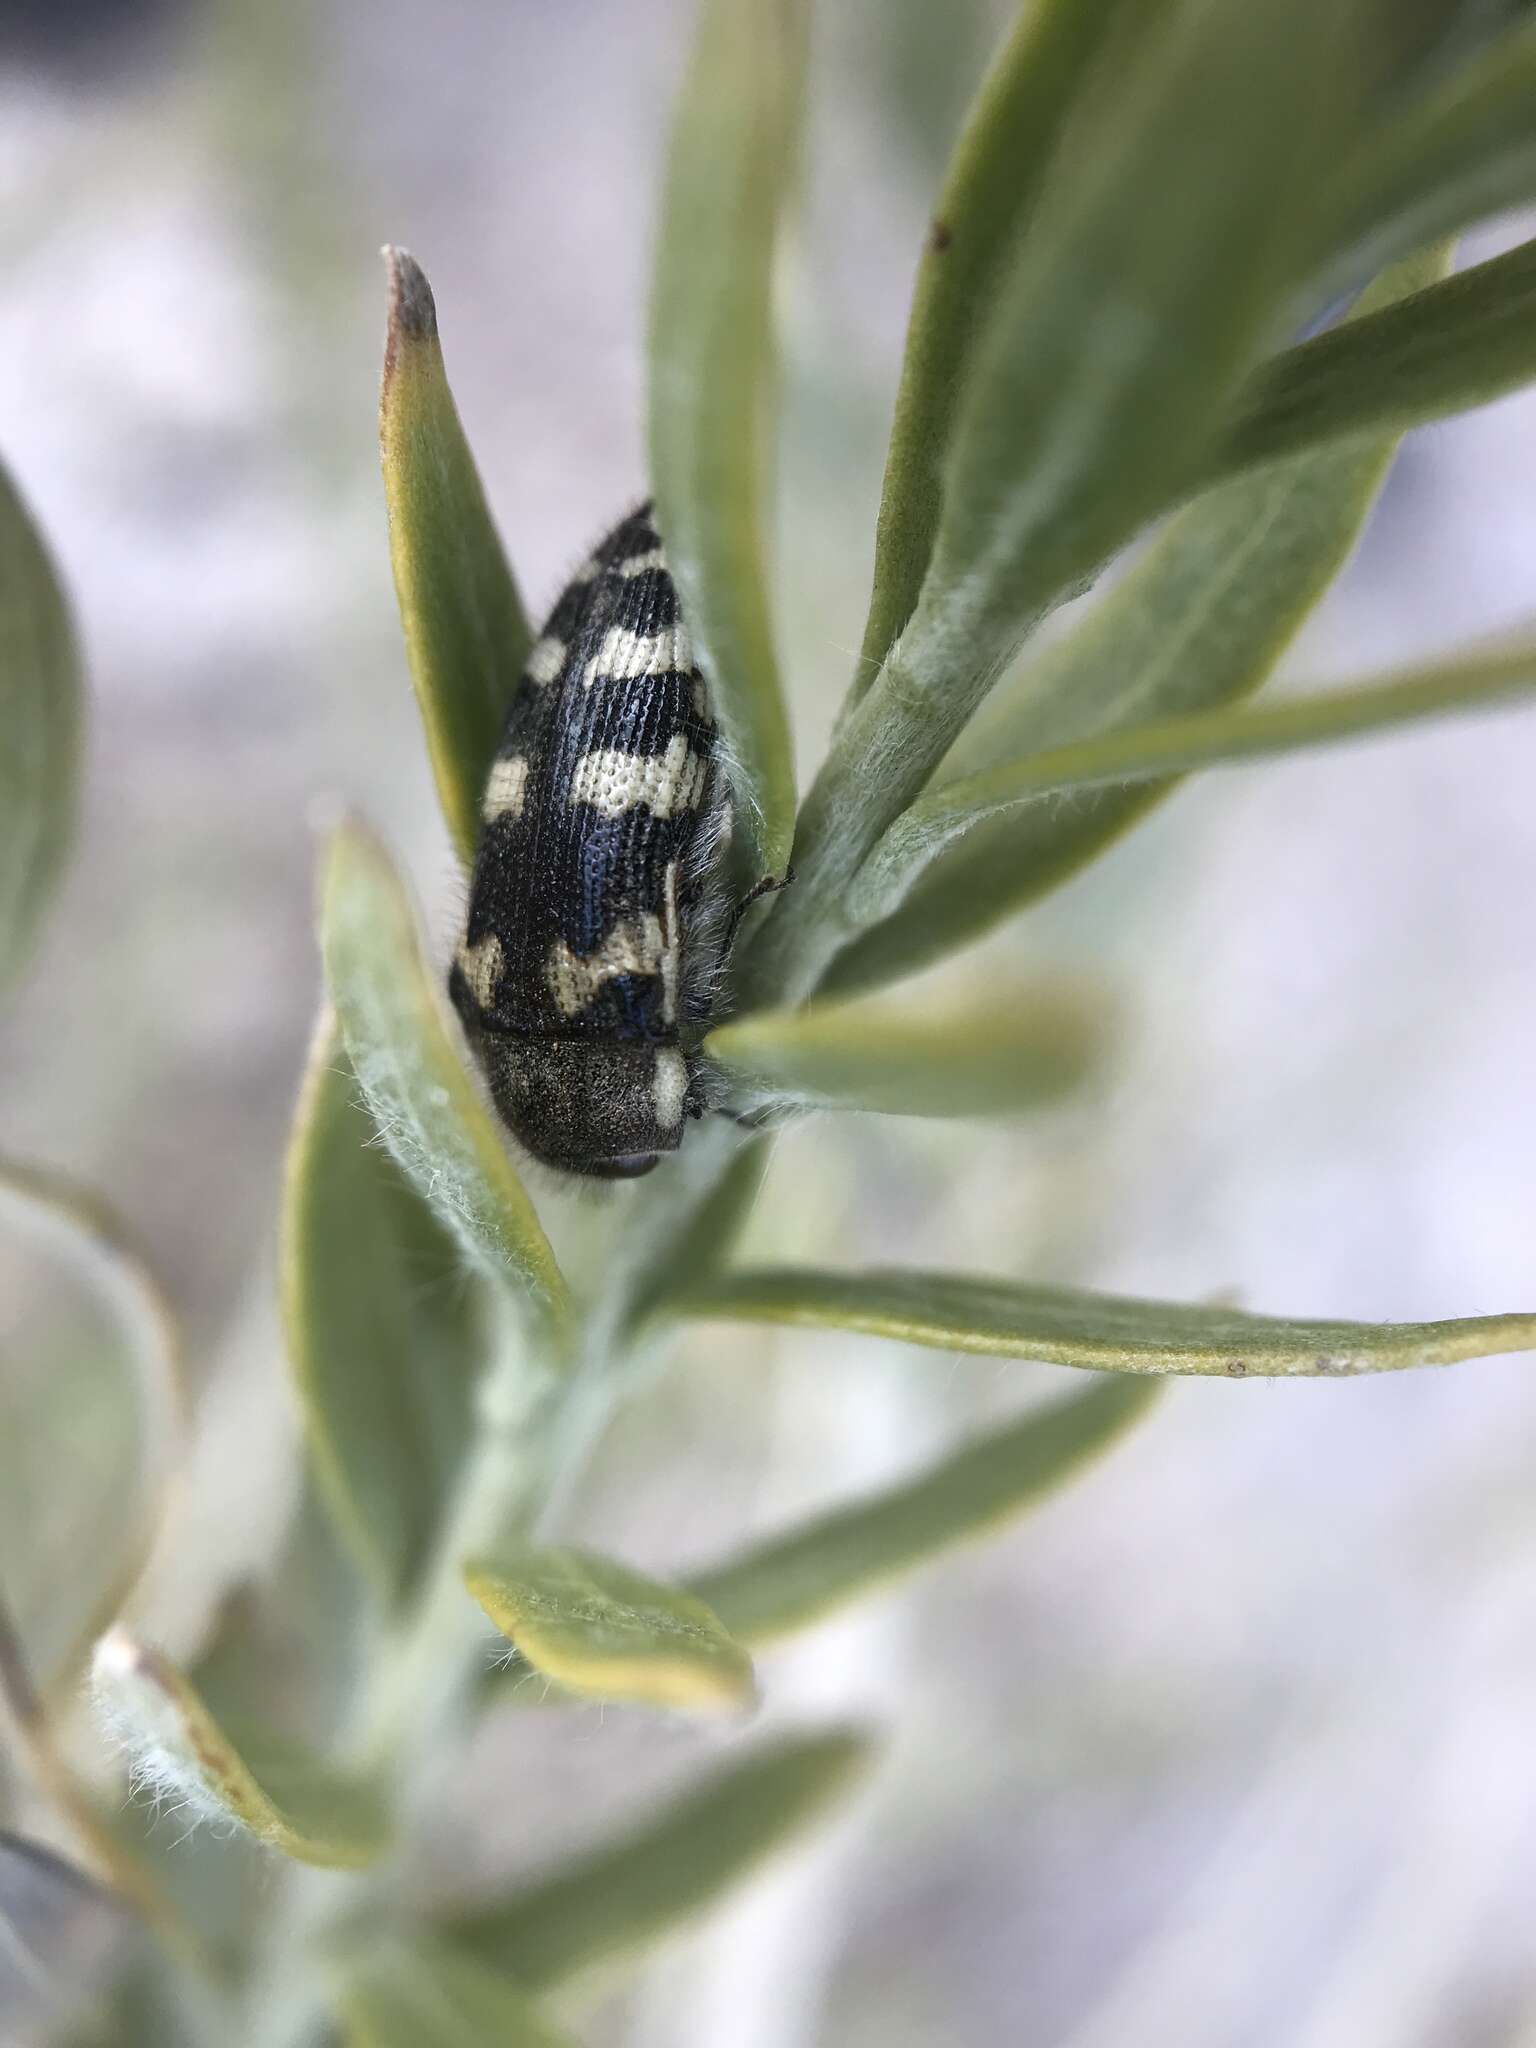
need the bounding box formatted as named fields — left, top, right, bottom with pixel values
left=753, top=0, right=1358, bottom=1005
left=1209, top=237, right=1536, bottom=485
left=49, top=1949, right=213, bottom=2048
left=442, top=1730, right=870, bottom=1988
left=380, top=248, right=532, bottom=866
left=100, top=1714, right=270, bottom=1981
left=91, top=1631, right=389, bottom=1871
left=820, top=247, right=1449, bottom=994
left=1313, top=15, right=1536, bottom=299
left=647, top=0, right=805, bottom=875
left=281, top=1009, right=488, bottom=1606
left=689, top=1377, right=1157, bottom=1644
left=318, top=819, right=568, bottom=1337
left=0, top=1161, right=185, bottom=1696
left=464, top=1546, right=756, bottom=1715
left=852, top=0, right=1142, bottom=692
left=617, top=1129, right=771, bottom=1333
left=678, top=1267, right=1536, bottom=1378
left=336, top=1938, right=574, bottom=2048
left=704, top=983, right=1105, bottom=1119
left=848, top=643, right=1536, bottom=934
left=0, top=453, right=82, bottom=996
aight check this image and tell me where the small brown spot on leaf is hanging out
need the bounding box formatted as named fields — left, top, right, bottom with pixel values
left=1226, top=1358, right=1248, bottom=1378
left=928, top=218, right=952, bottom=255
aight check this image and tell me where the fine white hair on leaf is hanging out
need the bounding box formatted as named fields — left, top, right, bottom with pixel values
left=90, top=1631, right=233, bottom=1839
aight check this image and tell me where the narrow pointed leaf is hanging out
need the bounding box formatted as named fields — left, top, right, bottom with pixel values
left=337, top=1939, right=574, bottom=2048
left=925, top=0, right=1342, bottom=624
left=319, top=820, right=567, bottom=1336
left=853, top=0, right=1140, bottom=690
left=757, top=0, right=1357, bottom=1005
left=678, top=1267, right=1536, bottom=1379
left=380, top=248, right=531, bottom=865
left=1209, top=237, right=1536, bottom=485
left=821, top=249, right=1447, bottom=994
left=0, top=455, right=82, bottom=994
left=91, top=1631, right=389, bottom=1869
left=443, top=1730, right=870, bottom=1987
left=1312, top=16, right=1536, bottom=299
left=0, top=1161, right=184, bottom=1696
left=849, top=644, right=1536, bottom=934
left=690, top=1377, right=1157, bottom=1644
left=281, top=1009, right=487, bottom=1604
left=647, top=0, right=805, bottom=874
left=704, top=983, right=1104, bottom=1120
left=465, top=1547, right=755, bottom=1715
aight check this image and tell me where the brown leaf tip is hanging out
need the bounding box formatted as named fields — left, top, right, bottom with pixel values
left=383, top=244, right=439, bottom=347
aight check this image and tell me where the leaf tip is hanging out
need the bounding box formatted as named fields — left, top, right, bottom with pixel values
left=91, top=1624, right=144, bottom=1686
left=383, top=244, right=439, bottom=347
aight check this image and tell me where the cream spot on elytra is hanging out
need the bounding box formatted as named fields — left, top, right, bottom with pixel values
left=616, top=545, right=667, bottom=578
left=525, top=634, right=566, bottom=685
left=458, top=932, right=504, bottom=1009
left=568, top=733, right=706, bottom=820
left=482, top=754, right=529, bottom=822
left=583, top=622, right=693, bottom=688
left=544, top=916, right=670, bottom=1018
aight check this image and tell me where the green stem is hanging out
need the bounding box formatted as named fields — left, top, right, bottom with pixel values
left=737, top=579, right=1033, bottom=1011
left=246, top=1327, right=590, bottom=2048
left=246, top=1132, right=754, bottom=2044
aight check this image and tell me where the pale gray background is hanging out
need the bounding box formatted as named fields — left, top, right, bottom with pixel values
left=2, top=2, right=1534, bottom=2043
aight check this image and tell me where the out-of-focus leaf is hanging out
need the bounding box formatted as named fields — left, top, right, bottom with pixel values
left=863, top=0, right=1002, bottom=193
left=442, top=1730, right=870, bottom=1988
left=648, top=0, right=805, bottom=874
left=704, top=983, right=1105, bottom=1119
left=1209, top=237, right=1536, bottom=484
left=753, top=0, right=1357, bottom=1006
left=848, top=644, right=1536, bottom=936
left=379, top=248, right=531, bottom=865
left=1312, top=15, right=1536, bottom=299
left=0, top=455, right=81, bottom=996
left=337, top=1938, right=574, bottom=2048
left=100, top=1737, right=269, bottom=1983
left=281, top=1009, right=487, bottom=1604
left=678, top=1267, right=1536, bottom=1378
left=52, top=1948, right=219, bottom=2048
left=617, top=1130, right=770, bottom=1333
left=853, top=0, right=1141, bottom=689
left=0, top=1829, right=138, bottom=2037
left=464, top=1547, right=755, bottom=1715
left=91, top=1631, right=389, bottom=1871
left=319, top=820, right=568, bottom=1339
left=821, top=248, right=1448, bottom=994
left=689, top=1377, right=1157, bottom=1644
left=0, top=1161, right=184, bottom=1696
left=88, top=1483, right=371, bottom=1992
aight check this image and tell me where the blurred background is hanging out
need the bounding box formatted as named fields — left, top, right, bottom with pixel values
left=2, top=1, right=1535, bottom=2043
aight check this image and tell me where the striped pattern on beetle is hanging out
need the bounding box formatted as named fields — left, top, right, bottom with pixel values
left=450, top=502, right=733, bottom=1178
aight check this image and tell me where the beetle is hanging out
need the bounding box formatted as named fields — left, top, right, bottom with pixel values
left=449, top=501, right=739, bottom=1178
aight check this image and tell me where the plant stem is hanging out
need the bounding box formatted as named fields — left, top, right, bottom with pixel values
left=245, top=1131, right=751, bottom=2043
